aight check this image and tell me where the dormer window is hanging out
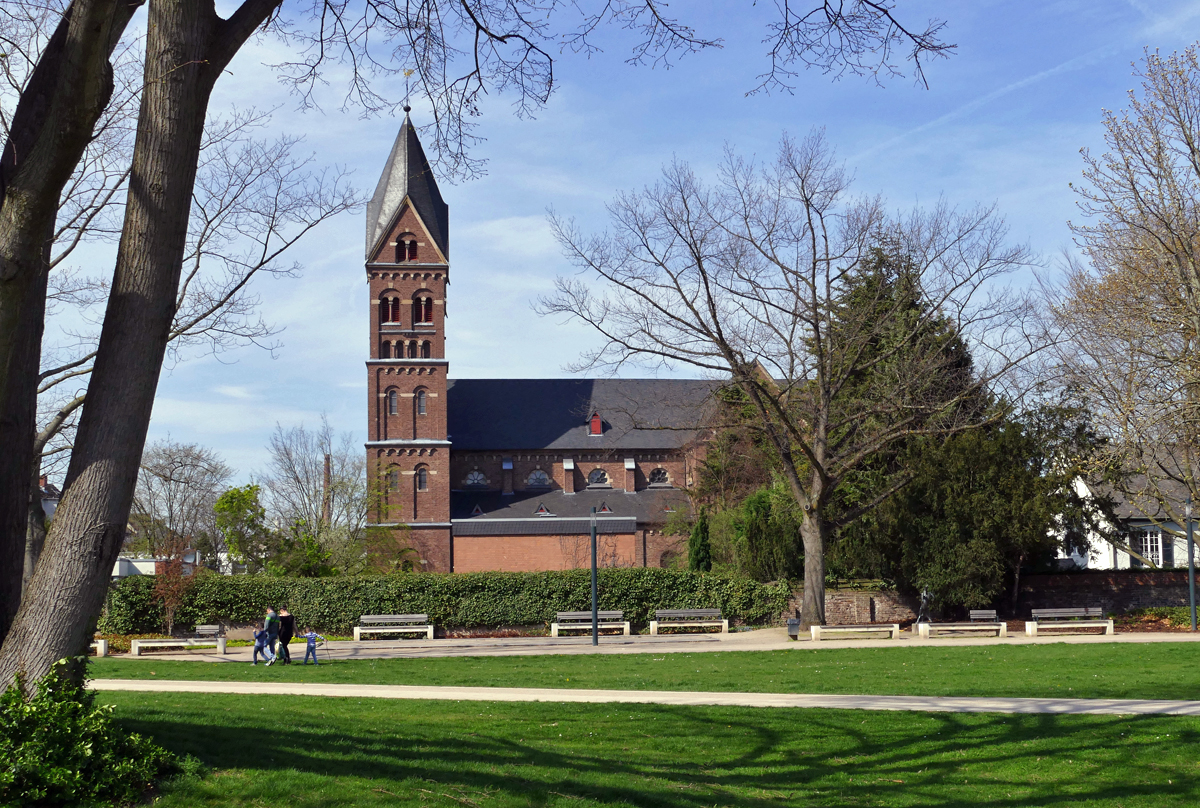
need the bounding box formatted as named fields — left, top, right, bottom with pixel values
left=589, top=411, right=602, bottom=436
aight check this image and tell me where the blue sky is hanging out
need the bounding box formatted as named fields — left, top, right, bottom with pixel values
left=131, top=0, right=1200, bottom=481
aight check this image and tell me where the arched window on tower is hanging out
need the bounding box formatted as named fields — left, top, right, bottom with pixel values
left=407, top=241, right=418, bottom=261
left=407, top=341, right=417, bottom=358
left=393, top=342, right=404, bottom=358
left=387, top=389, right=398, bottom=416
left=380, top=295, right=392, bottom=323
left=423, top=296, right=434, bottom=323
left=421, top=341, right=431, bottom=358
left=381, top=340, right=391, bottom=358
left=386, top=466, right=400, bottom=492
left=391, top=297, right=401, bottom=324
left=416, top=389, right=427, bottom=415
left=415, top=466, right=429, bottom=492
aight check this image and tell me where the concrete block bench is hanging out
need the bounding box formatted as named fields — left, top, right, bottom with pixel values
left=649, top=609, right=728, bottom=635
left=1025, top=607, right=1113, bottom=637
left=811, top=623, right=901, bottom=641
left=90, top=639, right=108, bottom=657
left=130, top=637, right=227, bottom=655
left=551, top=611, right=630, bottom=637
left=353, top=614, right=435, bottom=641
left=918, top=609, right=1006, bottom=638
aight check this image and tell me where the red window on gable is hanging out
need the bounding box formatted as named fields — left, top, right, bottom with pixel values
left=423, top=297, right=433, bottom=323
left=589, top=412, right=602, bottom=436
left=407, top=241, right=418, bottom=261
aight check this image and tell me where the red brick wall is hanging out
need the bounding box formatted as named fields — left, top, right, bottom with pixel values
left=404, top=526, right=452, bottom=572
left=1019, top=571, right=1198, bottom=616
left=454, top=533, right=640, bottom=572
left=450, top=451, right=688, bottom=493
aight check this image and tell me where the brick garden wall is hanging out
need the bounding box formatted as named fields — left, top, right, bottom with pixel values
left=783, top=590, right=919, bottom=624
left=1019, top=571, right=1197, bottom=615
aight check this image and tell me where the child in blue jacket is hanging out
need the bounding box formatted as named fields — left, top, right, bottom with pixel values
left=300, top=627, right=325, bottom=665
left=252, top=622, right=276, bottom=666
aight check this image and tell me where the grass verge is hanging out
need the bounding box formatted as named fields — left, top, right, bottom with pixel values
left=103, top=691, right=1199, bottom=807
left=91, top=642, right=1200, bottom=700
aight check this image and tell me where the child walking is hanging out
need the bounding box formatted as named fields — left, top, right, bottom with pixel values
left=252, top=622, right=276, bottom=666
left=301, top=627, right=325, bottom=665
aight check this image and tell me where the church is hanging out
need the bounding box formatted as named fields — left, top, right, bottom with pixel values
left=362, top=114, right=715, bottom=572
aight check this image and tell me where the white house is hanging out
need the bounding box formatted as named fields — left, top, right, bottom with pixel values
left=1065, top=477, right=1197, bottom=571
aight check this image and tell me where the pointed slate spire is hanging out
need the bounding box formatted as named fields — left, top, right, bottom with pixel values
left=365, top=109, right=450, bottom=261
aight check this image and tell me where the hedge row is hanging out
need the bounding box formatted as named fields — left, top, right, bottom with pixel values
left=98, top=569, right=792, bottom=635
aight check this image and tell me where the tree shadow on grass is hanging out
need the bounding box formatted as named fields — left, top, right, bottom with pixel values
left=113, top=696, right=1200, bottom=807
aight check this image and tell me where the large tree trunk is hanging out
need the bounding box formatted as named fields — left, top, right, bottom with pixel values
left=798, top=510, right=828, bottom=628
left=0, top=0, right=279, bottom=689
left=0, top=0, right=141, bottom=646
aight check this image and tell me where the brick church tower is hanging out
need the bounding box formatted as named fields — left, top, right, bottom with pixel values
left=364, top=111, right=452, bottom=571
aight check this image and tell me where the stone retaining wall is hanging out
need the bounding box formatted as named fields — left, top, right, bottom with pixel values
left=783, top=590, right=918, bottom=624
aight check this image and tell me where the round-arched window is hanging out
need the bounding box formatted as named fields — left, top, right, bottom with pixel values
left=386, top=467, right=400, bottom=491
left=587, top=468, right=608, bottom=485
left=416, top=389, right=427, bottom=415
left=648, top=468, right=669, bottom=485
left=465, top=470, right=487, bottom=487
left=387, top=389, right=398, bottom=416
left=416, top=467, right=429, bottom=492
left=527, top=469, right=551, bottom=488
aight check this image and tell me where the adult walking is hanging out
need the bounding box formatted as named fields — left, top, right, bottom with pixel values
left=277, top=607, right=296, bottom=665
left=264, top=607, right=280, bottom=657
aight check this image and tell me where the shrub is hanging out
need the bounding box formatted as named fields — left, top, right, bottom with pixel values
left=0, top=659, right=179, bottom=807
left=99, top=569, right=791, bottom=634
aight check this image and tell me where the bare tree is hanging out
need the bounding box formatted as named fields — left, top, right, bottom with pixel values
left=1055, top=45, right=1200, bottom=554
left=131, top=439, right=232, bottom=566
left=540, top=131, right=1043, bottom=626
left=0, top=0, right=953, bottom=685
left=262, top=416, right=372, bottom=573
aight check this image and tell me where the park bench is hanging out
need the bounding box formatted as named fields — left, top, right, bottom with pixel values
left=130, top=626, right=227, bottom=656
left=649, top=609, right=728, bottom=635
left=917, top=610, right=1007, bottom=639
left=550, top=611, right=630, bottom=637
left=810, top=623, right=901, bottom=641
left=90, top=639, right=108, bottom=657
left=353, top=614, right=435, bottom=641
left=1025, top=607, right=1113, bottom=637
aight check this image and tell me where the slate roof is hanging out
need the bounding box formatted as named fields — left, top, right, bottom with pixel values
left=446, top=378, right=719, bottom=451
left=366, top=113, right=449, bottom=260
left=1099, top=475, right=1192, bottom=521
left=451, top=487, right=691, bottom=525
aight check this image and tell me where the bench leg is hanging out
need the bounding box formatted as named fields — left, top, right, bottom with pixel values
left=623, top=622, right=630, bottom=636
left=998, top=624, right=1007, bottom=638
left=217, top=638, right=227, bottom=655
left=551, top=624, right=559, bottom=638
left=426, top=626, right=434, bottom=640
left=1105, top=620, right=1114, bottom=636
left=131, top=641, right=141, bottom=656
left=1025, top=621, right=1037, bottom=638
left=890, top=626, right=900, bottom=639
left=917, top=623, right=928, bottom=639
left=649, top=621, right=658, bottom=636
left=353, top=627, right=362, bottom=641
left=721, top=619, right=729, bottom=634
left=95, top=640, right=108, bottom=657
left=810, top=626, right=821, bottom=641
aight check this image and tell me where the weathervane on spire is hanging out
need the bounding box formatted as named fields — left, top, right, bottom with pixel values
left=403, top=69, right=414, bottom=114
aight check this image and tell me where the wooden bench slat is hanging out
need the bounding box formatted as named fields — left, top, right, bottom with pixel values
left=650, top=609, right=728, bottom=636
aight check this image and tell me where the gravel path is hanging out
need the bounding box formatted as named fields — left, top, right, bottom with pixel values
left=90, top=678, right=1200, bottom=716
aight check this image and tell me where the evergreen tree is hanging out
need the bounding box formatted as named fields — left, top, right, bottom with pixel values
left=688, top=509, right=713, bottom=572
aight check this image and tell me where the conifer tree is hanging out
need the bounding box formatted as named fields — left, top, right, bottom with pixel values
left=688, top=509, right=712, bottom=572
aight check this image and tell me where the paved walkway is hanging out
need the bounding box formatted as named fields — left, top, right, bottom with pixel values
left=91, top=678, right=1200, bottom=716
left=122, top=627, right=1200, bottom=663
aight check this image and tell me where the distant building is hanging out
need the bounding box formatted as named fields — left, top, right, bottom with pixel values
left=363, top=115, right=710, bottom=572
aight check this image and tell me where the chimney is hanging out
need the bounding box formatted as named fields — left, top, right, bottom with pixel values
left=624, top=457, right=636, bottom=492
left=502, top=457, right=514, bottom=495
left=38, top=475, right=47, bottom=491
left=562, top=458, right=575, bottom=494
left=322, top=453, right=332, bottom=525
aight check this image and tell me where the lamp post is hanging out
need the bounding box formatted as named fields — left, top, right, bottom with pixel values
left=1189, top=495, right=1196, bottom=632
left=590, top=507, right=599, bottom=646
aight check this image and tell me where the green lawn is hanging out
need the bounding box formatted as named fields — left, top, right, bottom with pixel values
left=106, top=691, right=1199, bottom=807
left=92, top=642, right=1200, bottom=700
